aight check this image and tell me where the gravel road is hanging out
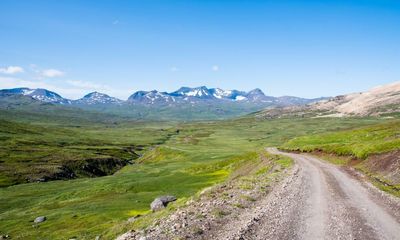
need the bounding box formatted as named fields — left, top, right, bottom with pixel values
left=238, top=148, right=400, bottom=240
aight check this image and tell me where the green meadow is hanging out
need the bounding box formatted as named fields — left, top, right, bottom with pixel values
left=0, top=113, right=391, bottom=239
left=0, top=118, right=177, bottom=187
left=282, top=120, right=400, bottom=159
left=281, top=119, right=400, bottom=196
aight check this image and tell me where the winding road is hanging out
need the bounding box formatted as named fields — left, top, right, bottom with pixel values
left=238, top=148, right=400, bottom=240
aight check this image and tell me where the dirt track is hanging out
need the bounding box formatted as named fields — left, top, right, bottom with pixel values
left=237, top=148, right=400, bottom=240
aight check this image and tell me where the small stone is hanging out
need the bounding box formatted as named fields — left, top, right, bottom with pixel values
left=34, top=216, right=46, bottom=223
left=128, top=216, right=140, bottom=223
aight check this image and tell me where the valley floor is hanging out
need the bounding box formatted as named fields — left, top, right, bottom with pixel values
left=120, top=148, right=400, bottom=240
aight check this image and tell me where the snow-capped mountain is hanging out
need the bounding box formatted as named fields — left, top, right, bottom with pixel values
left=167, top=86, right=255, bottom=102
left=0, top=88, right=71, bottom=104
left=74, top=92, right=123, bottom=105
left=209, top=88, right=248, bottom=101
left=127, top=86, right=263, bottom=104
left=127, top=90, right=176, bottom=104
left=209, top=88, right=233, bottom=99
left=170, top=86, right=214, bottom=99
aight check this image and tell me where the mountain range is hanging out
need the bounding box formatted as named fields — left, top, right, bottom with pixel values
left=3, top=83, right=399, bottom=120
left=0, top=86, right=329, bottom=120
left=0, top=86, right=325, bottom=106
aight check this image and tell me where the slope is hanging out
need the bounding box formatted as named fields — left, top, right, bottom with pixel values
left=282, top=120, right=400, bottom=196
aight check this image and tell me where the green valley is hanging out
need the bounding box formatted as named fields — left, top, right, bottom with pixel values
left=0, top=109, right=391, bottom=239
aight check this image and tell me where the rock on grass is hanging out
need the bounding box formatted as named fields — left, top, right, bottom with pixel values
left=150, top=195, right=177, bottom=212
left=34, top=216, right=46, bottom=223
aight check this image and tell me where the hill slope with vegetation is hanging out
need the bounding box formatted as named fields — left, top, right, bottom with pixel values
left=282, top=120, right=400, bottom=159
left=0, top=116, right=176, bottom=187
left=282, top=120, right=400, bottom=196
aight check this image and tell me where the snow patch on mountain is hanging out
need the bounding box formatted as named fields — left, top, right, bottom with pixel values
left=235, top=96, right=247, bottom=101
left=22, top=89, right=35, bottom=95
left=0, top=88, right=71, bottom=104
left=75, top=92, right=123, bottom=105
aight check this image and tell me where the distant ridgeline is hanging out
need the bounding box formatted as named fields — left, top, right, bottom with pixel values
left=256, top=81, right=400, bottom=119
left=0, top=86, right=326, bottom=120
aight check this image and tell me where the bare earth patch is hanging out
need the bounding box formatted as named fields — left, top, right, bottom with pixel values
left=362, top=150, right=400, bottom=184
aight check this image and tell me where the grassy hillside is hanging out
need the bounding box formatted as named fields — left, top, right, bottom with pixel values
left=0, top=118, right=177, bottom=187
left=0, top=115, right=387, bottom=239
left=281, top=120, right=400, bottom=196
left=282, top=120, right=400, bottom=159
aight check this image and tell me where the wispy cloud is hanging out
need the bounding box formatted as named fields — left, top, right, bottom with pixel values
left=0, top=76, right=86, bottom=98
left=0, top=64, right=133, bottom=99
left=66, top=80, right=111, bottom=90
left=65, top=80, right=133, bottom=99
left=212, top=65, right=219, bottom=72
left=0, top=66, right=24, bottom=74
left=41, top=69, right=65, bottom=78
left=112, top=19, right=120, bottom=25
left=170, top=66, right=179, bottom=72
left=0, top=76, right=62, bottom=92
left=29, top=64, right=65, bottom=79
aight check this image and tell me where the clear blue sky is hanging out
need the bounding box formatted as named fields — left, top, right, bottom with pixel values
left=0, top=0, right=399, bottom=99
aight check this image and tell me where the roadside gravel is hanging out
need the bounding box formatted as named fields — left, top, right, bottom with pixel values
left=240, top=148, right=400, bottom=240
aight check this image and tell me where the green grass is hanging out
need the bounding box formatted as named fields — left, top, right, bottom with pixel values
left=314, top=154, right=350, bottom=165
left=0, top=115, right=391, bottom=239
left=281, top=120, right=400, bottom=197
left=282, top=120, right=400, bottom=159
left=0, top=118, right=177, bottom=186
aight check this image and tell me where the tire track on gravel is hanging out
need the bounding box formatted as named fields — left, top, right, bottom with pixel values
left=239, top=148, right=400, bottom=240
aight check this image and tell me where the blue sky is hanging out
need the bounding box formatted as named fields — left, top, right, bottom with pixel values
left=0, top=0, right=399, bottom=99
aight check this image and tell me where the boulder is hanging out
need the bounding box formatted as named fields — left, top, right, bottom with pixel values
left=34, top=216, right=46, bottom=223
left=150, top=195, right=177, bottom=212
left=150, top=198, right=164, bottom=212
left=158, top=195, right=176, bottom=203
